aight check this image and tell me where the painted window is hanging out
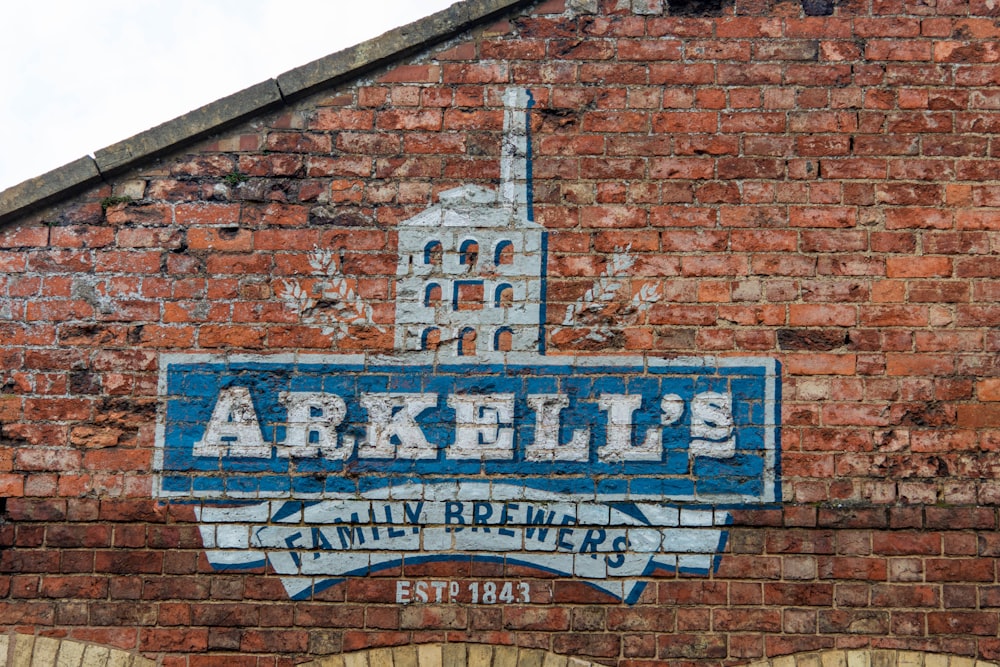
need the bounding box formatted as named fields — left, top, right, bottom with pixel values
left=454, top=281, right=484, bottom=311
left=459, top=239, right=479, bottom=268
left=458, top=327, right=476, bottom=356
left=424, top=283, right=442, bottom=307
left=495, top=283, right=514, bottom=308
left=494, top=240, right=514, bottom=265
left=423, top=241, right=442, bottom=266
left=494, top=327, right=513, bottom=352
left=421, top=327, right=441, bottom=351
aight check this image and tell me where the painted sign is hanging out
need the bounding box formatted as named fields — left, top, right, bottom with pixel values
left=156, top=354, right=779, bottom=602
left=153, top=88, right=781, bottom=604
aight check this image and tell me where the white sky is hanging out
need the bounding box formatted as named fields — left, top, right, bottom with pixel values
left=0, top=1, right=457, bottom=191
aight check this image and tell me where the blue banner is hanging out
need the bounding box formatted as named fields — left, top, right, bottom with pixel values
left=157, top=354, right=779, bottom=504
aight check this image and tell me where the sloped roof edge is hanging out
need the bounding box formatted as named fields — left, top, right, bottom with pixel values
left=0, top=0, right=536, bottom=225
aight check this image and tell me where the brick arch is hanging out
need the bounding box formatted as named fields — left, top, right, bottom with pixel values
left=746, top=649, right=999, bottom=667
left=301, top=647, right=1000, bottom=667
left=1, top=633, right=155, bottom=667
left=299, top=644, right=602, bottom=667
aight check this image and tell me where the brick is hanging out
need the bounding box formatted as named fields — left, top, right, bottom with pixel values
left=140, top=628, right=209, bottom=652
left=926, top=507, right=997, bottom=529
left=785, top=353, right=857, bottom=378
left=175, top=203, right=241, bottom=226
left=713, top=608, right=781, bottom=632
left=376, top=110, right=444, bottom=131
left=265, top=132, right=332, bottom=154
left=789, top=207, right=858, bottom=228
left=579, top=206, right=647, bottom=228
left=50, top=226, right=115, bottom=249
left=0, top=225, right=49, bottom=248
left=580, top=158, right=645, bottom=179
left=886, top=354, right=955, bottom=376
left=978, top=379, right=1000, bottom=401
left=821, top=159, right=888, bottom=180
left=719, top=158, right=784, bottom=180
left=721, top=112, right=786, bottom=133
left=186, top=228, right=253, bottom=252
left=197, top=326, right=266, bottom=349
left=885, top=256, right=952, bottom=277
left=39, top=575, right=108, bottom=599
left=441, top=62, right=508, bottom=84
left=926, top=558, right=995, bottom=581
left=789, top=305, right=857, bottom=327
left=646, top=158, right=715, bottom=181
left=928, top=612, right=999, bottom=635
left=650, top=112, right=717, bottom=133
left=957, top=210, right=1000, bottom=230
left=657, top=634, right=726, bottom=659
left=719, top=64, right=783, bottom=85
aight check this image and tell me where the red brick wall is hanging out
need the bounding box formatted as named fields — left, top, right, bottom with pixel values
left=3, top=0, right=1000, bottom=664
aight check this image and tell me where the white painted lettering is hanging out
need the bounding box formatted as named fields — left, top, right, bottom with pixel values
left=430, top=580, right=447, bottom=602
left=525, top=394, right=589, bottom=461
left=394, top=580, right=530, bottom=604
left=446, top=393, right=515, bottom=459
left=690, top=391, right=736, bottom=458
left=597, top=394, right=660, bottom=462
left=194, top=387, right=269, bottom=458
left=661, top=394, right=684, bottom=426
left=358, top=393, right=437, bottom=459
left=196, top=388, right=740, bottom=463
left=277, top=392, right=347, bottom=459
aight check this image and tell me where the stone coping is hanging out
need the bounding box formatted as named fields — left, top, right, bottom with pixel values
left=0, top=0, right=535, bottom=226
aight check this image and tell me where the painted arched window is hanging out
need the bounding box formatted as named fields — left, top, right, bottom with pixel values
left=424, top=241, right=443, bottom=266
left=421, top=327, right=441, bottom=351
left=459, top=240, right=479, bottom=268
left=494, top=240, right=514, bottom=265
left=458, top=327, right=477, bottom=356
left=494, top=327, right=513, bottom=352
left=424, top=283, right=442, bottom=307
left=495, top=283, right=514, bottom=308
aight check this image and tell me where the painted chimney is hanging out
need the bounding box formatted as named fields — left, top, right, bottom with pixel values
left=500, top=87, right=532, bottom=216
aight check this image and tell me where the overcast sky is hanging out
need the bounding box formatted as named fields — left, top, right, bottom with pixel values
left=0, top=0, right=457, bottom=191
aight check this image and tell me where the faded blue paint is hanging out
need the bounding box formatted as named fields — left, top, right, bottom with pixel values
left=159, top=357, right=779, bottom=503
